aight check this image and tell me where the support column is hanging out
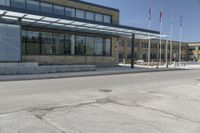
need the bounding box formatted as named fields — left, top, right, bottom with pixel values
left=131, top=34, right=135, bottom=69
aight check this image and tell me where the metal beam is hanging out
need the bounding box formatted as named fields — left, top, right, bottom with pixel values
left=131, top=34, right=135, bottom=69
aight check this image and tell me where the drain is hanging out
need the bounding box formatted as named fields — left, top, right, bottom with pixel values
left=99, top=89, right=112, bottom=92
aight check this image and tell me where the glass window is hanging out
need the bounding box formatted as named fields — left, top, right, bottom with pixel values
left=26, top=31, right=40, bottom=55
left=41, top=2, right=53, bottom=14
left=65, top=34, right=75, bottom=55
left=21, top=30, right=27, bottom=55
left=103, top=38, right=111, bottom=56
left=6, top=0, right=10, bottom=6
left=11, top=0, right=25, bottom=9
left=27, top=0, right=40, bottom=11
left=0, top=0, right=6, bottom=6
left=76, top=9, right=85, bottom=19
left=53, top=33, right=65, bottom=55
left=104, top=15, right=111, bottom=23
left=86, top=37, right=95, bottom=56
left=53, top=5, right=64, bottom=16
left=41, top=32, right=53, bottom=54
left=95, top=37, right=103, bottom=55
left=75, top=36, right=85, bottom=55
left=65, top=7, right=75, bottom=17
left=95, top=13, right=103, bottom=22
left=86, top=12, right=94, bottom=21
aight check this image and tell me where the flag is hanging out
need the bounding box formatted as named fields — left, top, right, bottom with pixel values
left=160, top=9, right=163, bottom=23
left=180, top=15, right=183, bottom=27
left=149, top=4, right=151, bottom=21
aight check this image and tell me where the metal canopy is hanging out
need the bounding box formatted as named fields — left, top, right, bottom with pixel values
left=0, top=6, right=160, bottom=38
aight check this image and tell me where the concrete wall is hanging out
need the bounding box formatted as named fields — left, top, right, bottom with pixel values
left=41, top=0, right=119, bottom=24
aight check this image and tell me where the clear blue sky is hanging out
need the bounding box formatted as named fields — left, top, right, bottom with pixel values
left=84, top=0, right=200, bottom=42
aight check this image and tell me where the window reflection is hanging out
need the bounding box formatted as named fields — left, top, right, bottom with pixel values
left=86, top=12, right=94, bottom=21
left=75, top=36, right=85, bottom=55
left=54, top=5, right=64, bottom=16
left=22, top=30, right=111, bottom=56
left=53, top=33, right=64, bottom=55
left=65, top=7, right=75, bottom=17
left=11, top=0, right=25, bottom=9
left=95, top=13, right=103, bottom=22
left=41, top=2, right=53, bottom=14
left=86, top=37, right=95, bottom=55
left=27, top=0, right=40, bottom=11
left=95, top=37, right=103, bottom=55
left=26, top=31, right=40, bottom=54
left=9, top=0, right=112, bottom=24
left=41, top=32, right=53, bottom=55
left=76, top=10, right=85, bottom=19
left=0, top=0, right=10, bottom=6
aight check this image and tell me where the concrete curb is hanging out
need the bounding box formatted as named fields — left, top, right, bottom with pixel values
left=0, top=68, right=189, bottom=82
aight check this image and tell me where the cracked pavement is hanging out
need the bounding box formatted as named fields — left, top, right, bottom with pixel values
left=0, top=69, right=200, bottom=133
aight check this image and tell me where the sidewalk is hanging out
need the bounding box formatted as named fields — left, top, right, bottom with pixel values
left=0, top=65, right=185, bottom=81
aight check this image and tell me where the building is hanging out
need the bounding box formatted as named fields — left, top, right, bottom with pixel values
left=0, top=0, right=159, bottom=66
left=118, top=37, right=189, bottom=64
left=188, top=42, right=200, bottom=61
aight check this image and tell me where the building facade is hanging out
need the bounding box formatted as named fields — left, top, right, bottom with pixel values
left=0, top=0, right=159, bottom=66
left=118, top=37, right=189, bottom=63
left=188, top=43, right=200, bottom=61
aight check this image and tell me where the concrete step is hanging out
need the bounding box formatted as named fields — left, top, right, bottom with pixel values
left=0, top=62, right=39, bottom=68
left=0, top=65, right=96, bottom=75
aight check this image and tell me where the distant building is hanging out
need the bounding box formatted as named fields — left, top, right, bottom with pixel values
left=188, top=43, right=200, bottom=61
left=118, top=37, right=189, bottom=63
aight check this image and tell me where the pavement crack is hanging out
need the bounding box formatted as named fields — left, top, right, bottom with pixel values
left=137, top=103, right=200, bottom=125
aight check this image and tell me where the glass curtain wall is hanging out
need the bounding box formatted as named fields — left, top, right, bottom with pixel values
left=75, top=36, right=85, bottom=55
left=95, top=37, right=103, bottom=55
left=53, top=33, right=65, bottom=55
left=26, top=31, right=40, bottom=54
left=41, top=32, right=53, bottom=55
left=7, top=0, right=112, bottom=24
left=86, top=37, right=95, bottom=55
left=11, top=0, right=25, bottom=9
left=0, top=0, right=10, bottom=6
left=22, top=29, right=111, bottom=56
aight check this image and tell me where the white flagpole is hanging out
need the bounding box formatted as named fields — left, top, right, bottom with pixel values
left=159, top=8, right=163, bottom=66
left=170, top=10, right=173, bottom=65
left=179, top=15, right=182, bottom=65
left=166, top=39, right=168, bottom=68
left=148, top=4, right=151, bottom=66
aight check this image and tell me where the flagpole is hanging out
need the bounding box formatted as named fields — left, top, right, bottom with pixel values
left=148, top=4, right=151, bottom=66
left=179, top=15, right=182, bottom=65
left=159, top=8, right=162, bottom=66
left=170, top=10, right=173, bottom=65
left=165, top=38, right=168, bottom=68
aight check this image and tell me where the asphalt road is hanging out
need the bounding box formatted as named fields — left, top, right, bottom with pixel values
left=0, top=69, right=200, bottom=133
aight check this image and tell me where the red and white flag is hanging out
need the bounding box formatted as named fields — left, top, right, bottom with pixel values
left=149, top=4, right=151, bottom=21
left=180, top=15, right=183, bottom=27
left=160, top=8, right=163, bottom=23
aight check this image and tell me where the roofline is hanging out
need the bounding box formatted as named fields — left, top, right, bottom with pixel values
left=69, top=0, right=120, bottom=12
left=188, top=42, right=200, bottom=44
left=0, top=5, right=159, bottom=35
